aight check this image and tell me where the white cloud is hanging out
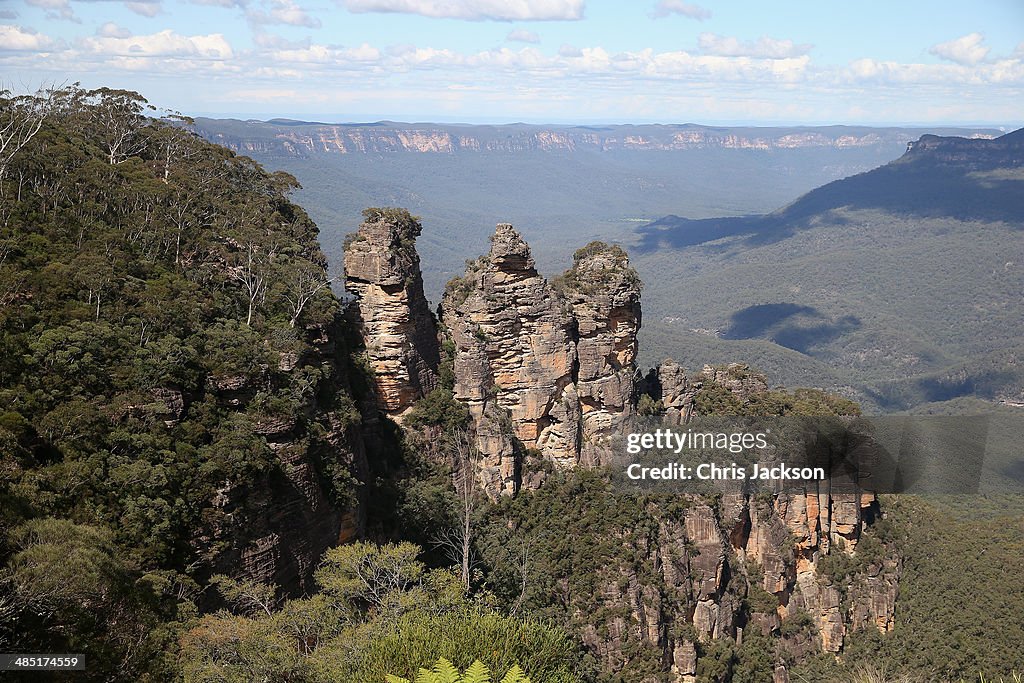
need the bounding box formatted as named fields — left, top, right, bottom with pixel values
left=506, top=28, right=540, bottom=43
left=25, top=0, right=163, bottom=20
left=339, top=0, right=584, bottom=21
left=252, top=31, right=309, bottom=49
left=698, top=33, right=812, bottom=59
left=0, top=24, right=58, bottom=51
left=79, top=29, right=233, bottom=59
left=929, top=32, right=990, bottom=66
left=247, top=0, right=321, bottom=28
left=268, top=42, right=381, bottom=65
left=25, top=0, right=76, bottom=21
left=125, top=1, right=162, bottom=17
left=25, top=0, right=69, bottom=8
left=191, top=0, right=249, bottom=6
left=650, top=0, right=709, bottom=20
left=98, top=21, right=131, bottom=38
left=844, top=56, right=1024, bottom=86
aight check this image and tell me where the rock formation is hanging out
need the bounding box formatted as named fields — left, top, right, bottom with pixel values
left=195, top=119, right=998, bottom=158
left=347, top=212, right=899, bottom=670
left=343, top=208, right=441, bottom=416
left=441, top=225, right=579, bottom=493
left=557, top=242, right=642, bottom=464
left=196, top=321, right=371, bottom=595
left=440, top=226, right=644, bottom=493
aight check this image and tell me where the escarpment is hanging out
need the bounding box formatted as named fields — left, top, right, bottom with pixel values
left=198, top=321, right=371, bottom=595
left=343, top=208, right=441, bottom=416
left=346, top=212, right=899, bottom=672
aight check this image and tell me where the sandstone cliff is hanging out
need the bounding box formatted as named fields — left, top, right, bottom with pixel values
left=194, top=319, right=371, bottom=596
left=439, top=226, right=644, bottom=494
left=557, top=242, right=643, bottom=464
left=194, top=119, right=999, bottom=157
left=440, top=225, right=579, bottom=493
left=343, top=208, right=441, bottom=416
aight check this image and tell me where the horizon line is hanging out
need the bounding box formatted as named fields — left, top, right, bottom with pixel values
left=188, top=113, right=1020, bottom=131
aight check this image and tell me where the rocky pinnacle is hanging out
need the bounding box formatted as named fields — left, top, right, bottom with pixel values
left=343, top=208, right=440, bottom=416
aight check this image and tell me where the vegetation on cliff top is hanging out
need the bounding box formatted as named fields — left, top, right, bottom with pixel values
left=0, top=86, right=360, bottom=680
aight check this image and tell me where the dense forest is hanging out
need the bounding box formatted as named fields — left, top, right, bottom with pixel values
left=0, top=87, right=1022, bottom=683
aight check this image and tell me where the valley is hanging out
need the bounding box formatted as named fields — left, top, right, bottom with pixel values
left=193, top=119, right=1022, bottom=413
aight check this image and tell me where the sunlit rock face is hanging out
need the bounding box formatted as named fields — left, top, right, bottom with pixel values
left=343, top=209, right=440, bottom=416
left=557, top=242, right=642, bottom=465
left=353, top=216, right=898, bottom=666
left=441, top=224, right=579, bottom=490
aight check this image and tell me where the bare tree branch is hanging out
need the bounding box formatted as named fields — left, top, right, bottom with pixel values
left=0, top=86, right=55, bottom=182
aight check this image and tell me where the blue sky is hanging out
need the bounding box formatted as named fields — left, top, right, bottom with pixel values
left=2, top=0, right=1023, bottom=125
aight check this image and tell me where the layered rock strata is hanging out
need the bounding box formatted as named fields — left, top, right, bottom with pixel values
left=440, top=226, right=643, bottom=493
left=346, top=213, right=898, bottom=670
left=568, top=486, right=898, bottom=677
left=196, top=321, right=370, bottom=595
left=343, top=209, right=441, bottom=416
left=441, top=225, right=580, bottom=489
left=558, top=242, right=642, bottom=464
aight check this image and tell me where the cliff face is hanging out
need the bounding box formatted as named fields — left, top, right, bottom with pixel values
left=181, top=318, right=373, bottom=596
left=343, top=209, right=441, bottom=416
left=904, top=128, right=1024, bottom=168
left=194, top=119, right=1000, bottom=157
left=557, top=243, right=642, bottom=464
left=526, top=476, right=897, bottom=681
left=441, top=225, right=580, bottom=493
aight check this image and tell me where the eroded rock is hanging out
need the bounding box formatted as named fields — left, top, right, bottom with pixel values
left=343, top=208, right=440, bottom=416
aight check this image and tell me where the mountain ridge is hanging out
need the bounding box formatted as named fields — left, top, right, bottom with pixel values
left=635, top=128, right=1024, bottom=412
left=193, top=118, right=1002, bottom=157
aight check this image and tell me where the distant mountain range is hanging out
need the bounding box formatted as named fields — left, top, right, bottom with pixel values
left=638, top=126, right=1024, bottom=249
left=193, top=118, right=1002, bottom=156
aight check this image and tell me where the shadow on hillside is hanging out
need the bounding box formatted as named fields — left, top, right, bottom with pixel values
left=634, top=168, right=1024, bottom=254
left=723, top=303, right=818, bottom=339
left=722, top=303, right=861, bottom=354
left=1003, top=459, right=1024, bottom=484
left=864, top=368, right=1022, bottom=412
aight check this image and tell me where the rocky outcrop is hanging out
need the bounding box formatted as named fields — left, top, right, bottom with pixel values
left=441, top=225, right=579, bottom=487
left=562, top=489, right=898, bottom=675
left=440, top=226, right=643, bottom=493
left=343, top=211, right=898, bottom=672
left=343, top=208, right=440, bottom=416
left=699, top=362, right=770, bottom=398
left=195, top=320, right=371, bottom=596
left=557, top=243, right=642, bottom=464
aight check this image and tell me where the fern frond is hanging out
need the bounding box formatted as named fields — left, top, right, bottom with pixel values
left=499, top=664, right=530, bottom=683
left=462, top=660, right=492, bottom=683
left=385, top=676, right=411, bottom=683
left=432, top=658, right=461, bottom=683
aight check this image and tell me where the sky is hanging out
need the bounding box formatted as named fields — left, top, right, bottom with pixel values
left=2, top=0, right=1023, bottom=125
